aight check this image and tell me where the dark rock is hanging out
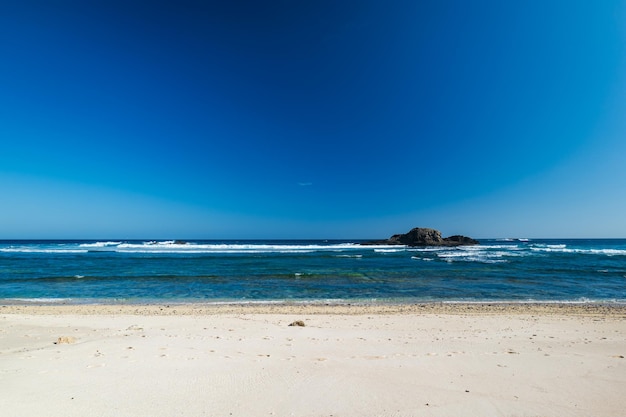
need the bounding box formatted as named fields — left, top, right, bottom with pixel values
left=388, top=228, right=445, bottom=246
left=363, top=227, right=478, bottom=247
left=443, top=235, right=480, bottom=245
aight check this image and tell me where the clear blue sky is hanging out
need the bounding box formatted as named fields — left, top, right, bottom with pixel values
left=1, top=1, right=625, bottom=239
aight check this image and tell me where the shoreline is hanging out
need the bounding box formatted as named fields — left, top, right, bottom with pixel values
left=3, top=301, right=626, bottom=316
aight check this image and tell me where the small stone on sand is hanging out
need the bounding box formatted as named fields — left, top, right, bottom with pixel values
left=55, top=336, right=76, bottom=345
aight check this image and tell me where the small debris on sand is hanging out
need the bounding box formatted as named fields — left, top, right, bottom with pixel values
left=54, top=336, right=76, bottom=345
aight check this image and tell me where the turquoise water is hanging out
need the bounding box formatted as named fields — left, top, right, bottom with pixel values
left=1, top=239, right=625, bottom=304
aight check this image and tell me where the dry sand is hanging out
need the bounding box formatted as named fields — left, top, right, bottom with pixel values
left=1, top=303, right=625, bottom=417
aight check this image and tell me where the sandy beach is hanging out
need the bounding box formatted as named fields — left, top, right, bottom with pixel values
left=1, top=303, right=625, bottom=417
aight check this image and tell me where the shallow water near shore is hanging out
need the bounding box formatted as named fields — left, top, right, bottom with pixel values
left=1, top=239, right=625, bottom=304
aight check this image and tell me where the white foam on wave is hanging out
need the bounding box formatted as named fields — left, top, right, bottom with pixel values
left=411, top=256, right=434, bottom=261
left=109, top=241, right=404, bottom=253
left=530, top=243, right=567, bottom=250
left=530, top=246, right=626, bottom=256
left=407, top=244, right=522, bottom=252
left=0, top=248, right=88, bottom=254
left=79, top=241, right=122, bottom=248
left=374, top=248, right=406, bottom=253
left=585, top=248, right=626, bottom=256
left=82, top=241, right=398, bottom=254
left=0, top=241, right=405, bottom=255
left=408, top=247, right=448, bottom=252
left=442, top=256, right=508, bottom=264
left=435, top=247, right=518, bottom=263
left=481, top=244, right=523, bottom=250
left=278, top=250, right=316, bottom=254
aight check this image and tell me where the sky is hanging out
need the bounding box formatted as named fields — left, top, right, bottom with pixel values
left=1, top=0, right=625, bottom=239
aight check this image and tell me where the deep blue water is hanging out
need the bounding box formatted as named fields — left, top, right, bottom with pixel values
left=1, top=239, right=625, bottom=304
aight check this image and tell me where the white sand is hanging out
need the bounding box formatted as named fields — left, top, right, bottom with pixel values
left=1, top=304, right=625, bottom=416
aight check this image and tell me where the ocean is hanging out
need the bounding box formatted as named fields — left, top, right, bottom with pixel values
left=1, top=239, right=625, bottom=304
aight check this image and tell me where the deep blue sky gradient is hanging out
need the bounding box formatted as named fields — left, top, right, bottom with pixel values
left=2, top=1, right=625, bottom=238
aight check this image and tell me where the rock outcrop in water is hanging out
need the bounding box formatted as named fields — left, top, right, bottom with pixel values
left=363, top=227, right=478, bottom=247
